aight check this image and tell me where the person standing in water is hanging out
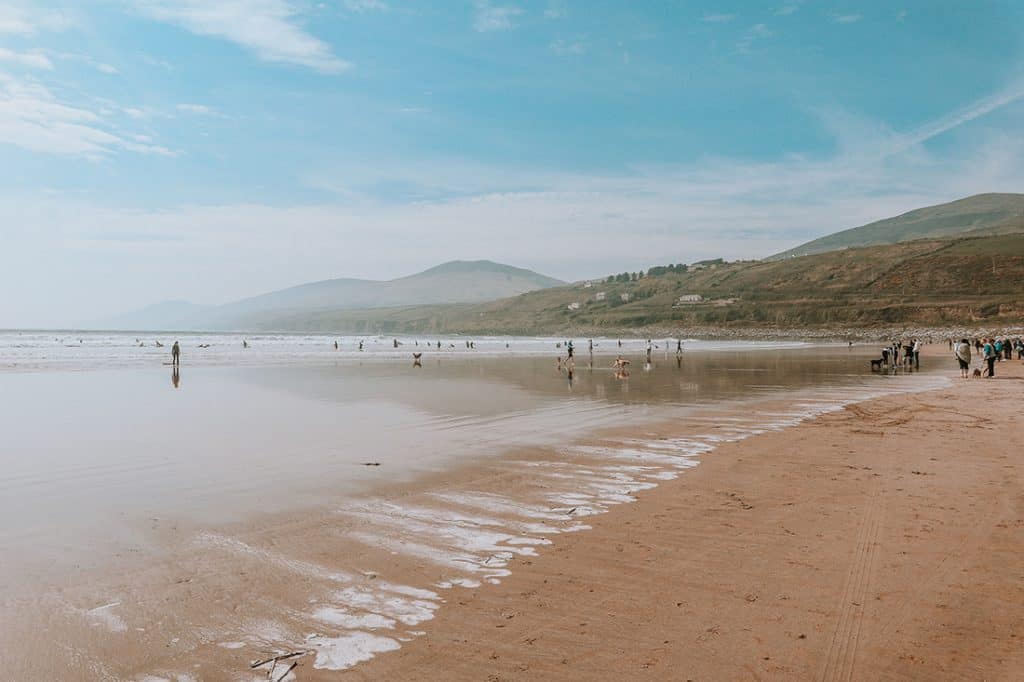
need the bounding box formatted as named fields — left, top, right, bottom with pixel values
left=171, top=340, right=180, bottom=367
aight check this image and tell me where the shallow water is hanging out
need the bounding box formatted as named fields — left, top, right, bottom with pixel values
left=0, top=338, right=950, bottom=678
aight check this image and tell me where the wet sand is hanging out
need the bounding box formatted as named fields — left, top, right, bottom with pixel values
left=353, top=351, right=1024, bottom=681
left=3, top=347, right=1015, bottom=679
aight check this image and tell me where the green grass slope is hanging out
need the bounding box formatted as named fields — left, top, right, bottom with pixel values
left=772, top=193, right=1024, bottom=259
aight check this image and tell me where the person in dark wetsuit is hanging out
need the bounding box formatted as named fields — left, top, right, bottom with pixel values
left=171, top=340, right=180, bottom=367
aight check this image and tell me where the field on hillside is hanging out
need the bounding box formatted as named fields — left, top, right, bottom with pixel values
left=246, top=235, right=1024, bottom=335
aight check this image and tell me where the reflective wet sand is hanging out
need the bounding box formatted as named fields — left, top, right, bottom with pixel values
left=0, top=347, right=948, bottom=679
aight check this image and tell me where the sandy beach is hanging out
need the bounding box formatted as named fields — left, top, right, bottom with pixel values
left=348, top=350, right=1024, bottom=681
left=2, top=344, right=1021, bottom=680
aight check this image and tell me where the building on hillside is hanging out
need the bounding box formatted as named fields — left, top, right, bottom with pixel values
left=677, top=294, right=703, bottom=304
left=620, top=293, right=631, bottom=302
left=583, top=280, right=593, bottom=288
left=595, top=291, right=606, bottom=301
left=567, top=301, right=581, bottom=311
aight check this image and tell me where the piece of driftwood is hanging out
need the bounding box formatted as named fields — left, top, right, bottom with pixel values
left=274, top=661, right=298, bottom=682
left=250, top=651, right=307, bottom=669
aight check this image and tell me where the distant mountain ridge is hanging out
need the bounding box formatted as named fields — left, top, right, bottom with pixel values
left=105, top=260, right=565, bottom=331
left=772, top=193, right=1024, bottom=259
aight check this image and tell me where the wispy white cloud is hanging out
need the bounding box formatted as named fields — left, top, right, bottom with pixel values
left=0, top=47, right=53, bottom=70
left=775, top=4, right=799, bottom=16
left=47, top=50, right=120, bottom=74
left=131, top=0, right=350, bottom=73
left=737, top=23, right=772, bottom=52
left=473, top=1, right=522, bottom=32
left=550, top=38, right=584, bottom=56
left=342, top=0, right=389, bottom=11
left=832, top=13, right=862, bottom=24
left=890, top=81, right=1024, bottom=154
left=702, top=13, right=736, bottom=23
left=176, top=102, right=222, bottom=116
left=0, top=74, right=175, bottom=157
left=543, top=0, right=566, bottom=19
left=0, top=3, right=73, bottom=35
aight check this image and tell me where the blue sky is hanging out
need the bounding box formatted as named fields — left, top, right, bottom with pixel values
left=1, top=1, right=1023, bottom=326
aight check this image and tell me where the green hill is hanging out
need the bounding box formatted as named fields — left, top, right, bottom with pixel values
left=772, top=193, right=1024, bottom=260
left=248, top=234, right=1024, bottom=334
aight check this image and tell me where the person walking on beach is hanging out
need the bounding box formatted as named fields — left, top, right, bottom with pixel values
left=171, top=340, right=180, bottom=367
left=566, top=340, right=574, bottom=359
left=912, top=338, right=921, bottom=369
left=954, top=338, right=971, bottom=379
left=984, top=338, right=996, bottom=378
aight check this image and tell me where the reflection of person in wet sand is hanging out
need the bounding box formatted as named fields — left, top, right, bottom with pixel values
left=412, top=352, right=422, bottom=367
left=171, top=340, right=180, bottom=367
left=171, top=366, right=180, bottom=389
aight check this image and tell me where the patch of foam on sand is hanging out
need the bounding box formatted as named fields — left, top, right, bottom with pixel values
left=310, top=631, right=402, bottom=670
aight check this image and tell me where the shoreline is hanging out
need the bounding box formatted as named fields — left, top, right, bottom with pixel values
left=349, top=351, right=1024, bottom=680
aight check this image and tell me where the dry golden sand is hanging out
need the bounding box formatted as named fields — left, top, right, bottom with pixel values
left=344, top=355, right=1024, bottom=681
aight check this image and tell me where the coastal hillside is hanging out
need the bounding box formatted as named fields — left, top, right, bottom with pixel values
left=772, top=193, right=1024, bottom=259
left=249, top=234, right=1024, bottom=334
left=107, top=260, right=564, bottom=330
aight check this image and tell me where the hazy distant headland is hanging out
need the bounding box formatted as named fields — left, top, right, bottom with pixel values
left=105, top=193, right=1024, bottom=337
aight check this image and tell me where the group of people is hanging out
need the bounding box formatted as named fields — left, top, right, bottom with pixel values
left=880, top=339, right=922, bottom=369
left=953, top=336, right=1023, bottom=378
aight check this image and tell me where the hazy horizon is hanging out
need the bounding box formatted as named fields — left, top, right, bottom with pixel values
left=2, top=1, right=1024, bottom=327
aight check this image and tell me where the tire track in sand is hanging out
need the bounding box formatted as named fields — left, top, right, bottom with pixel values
left=819, top=487, right=883, bottom=682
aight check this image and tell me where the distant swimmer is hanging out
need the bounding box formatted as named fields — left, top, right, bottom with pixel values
left=155, top=341, right=164, bottom=348
left=242, top=340, right=248, bottom=348
left=394, top=338, right=399, bottom=348
left=334, top=340, right=338, bottom=350
left=359, top=340, right=364, bottom=351
left=437, top=341, right=442, bottom=349
left=171, top=340, right=180, bottom=366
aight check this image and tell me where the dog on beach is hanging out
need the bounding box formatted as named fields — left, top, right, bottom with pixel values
left=870, top=358, right=884, bottom=371
left=972, top=368, right=982, bottom=378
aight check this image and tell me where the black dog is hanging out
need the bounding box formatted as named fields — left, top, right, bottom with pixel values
left=870, top=358, right=884, bottom=371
